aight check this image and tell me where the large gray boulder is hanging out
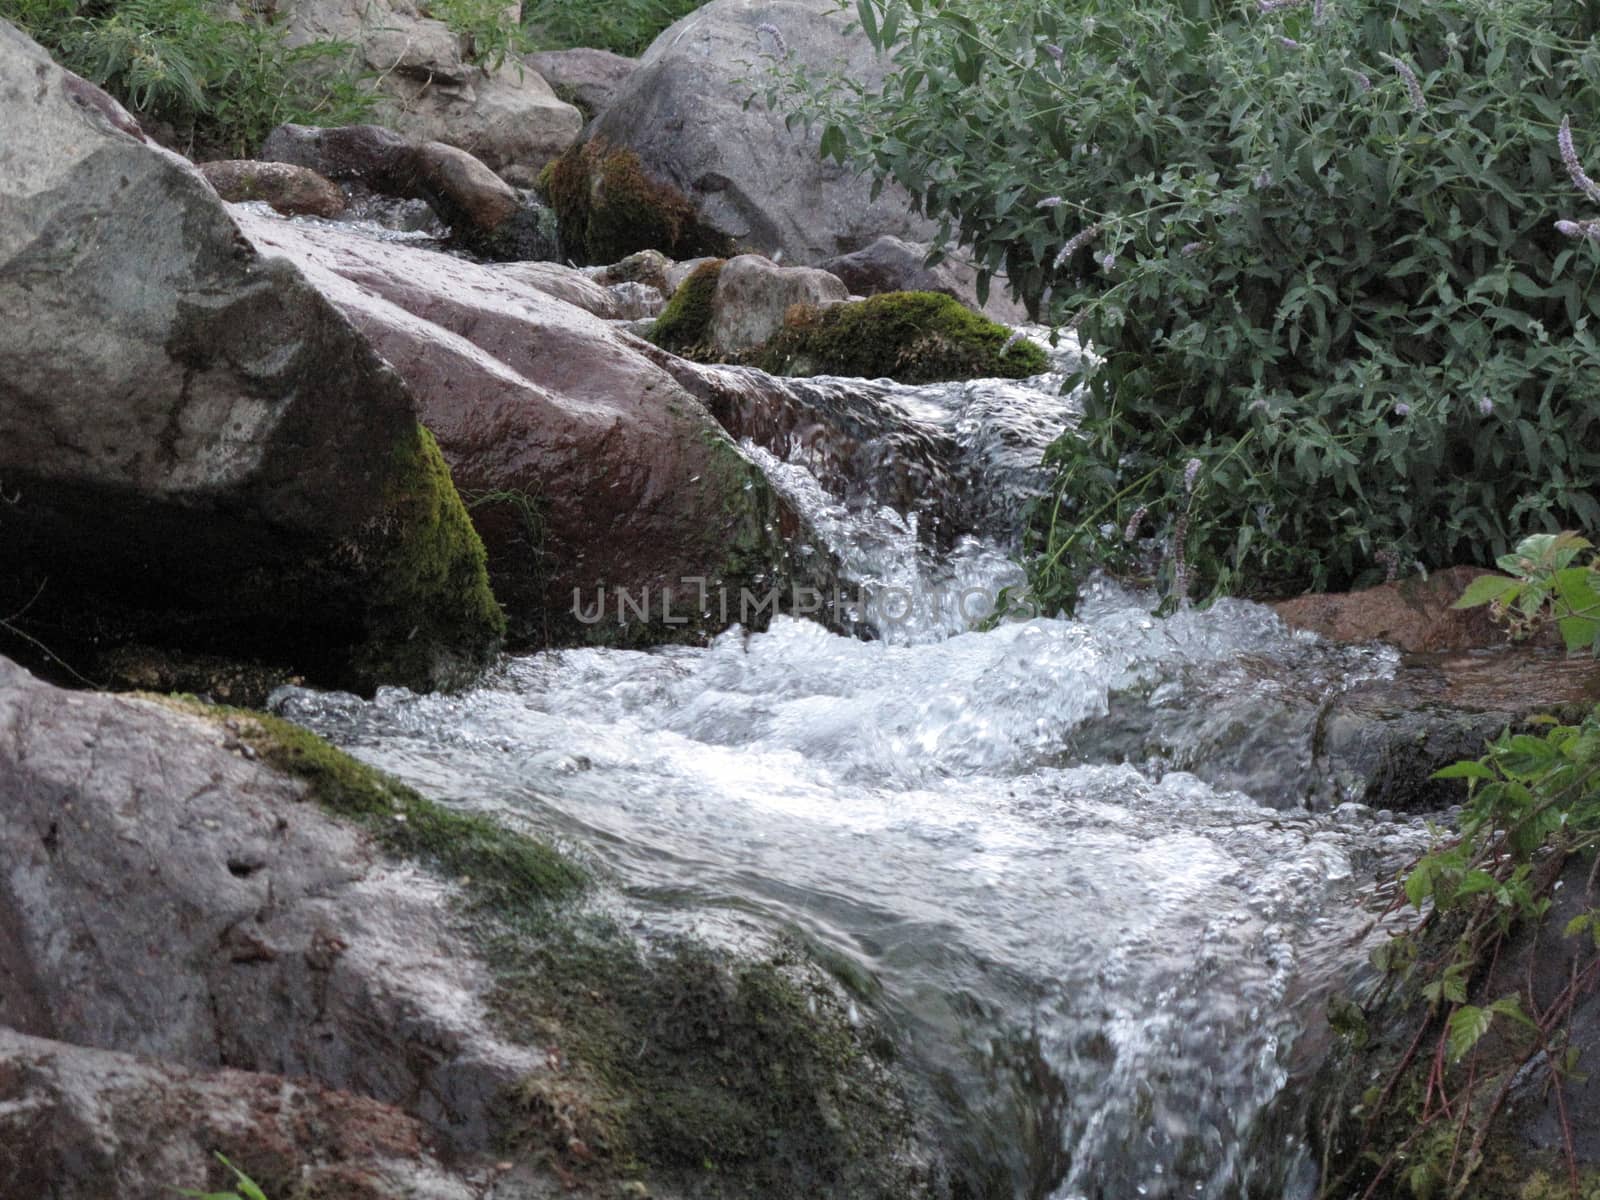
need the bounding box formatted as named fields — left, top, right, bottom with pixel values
left=0, top=20, right=503, bottom=691
left=0, top=656, right=544, bottom=1154
left=588, top=0, right=937, bottom=263
left=277, top=0, right=582, bottom=181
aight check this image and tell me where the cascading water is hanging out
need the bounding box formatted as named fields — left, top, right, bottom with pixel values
left=265, top=218, right=1430, bottom=1196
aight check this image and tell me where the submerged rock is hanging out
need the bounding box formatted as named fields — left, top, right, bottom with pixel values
left=588, top=0, right=938, bottom=262
left=0, top=22, right=503, bottom=692
left=234, top=209, right=828, bottom=647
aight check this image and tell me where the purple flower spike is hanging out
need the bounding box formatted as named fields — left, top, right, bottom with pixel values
left=1052, top=223, right=1103, bottom=269
left=1380, top=53, right=1425, bottom=114
left=1123, top=505, right=1149, bottom=543
left=756, top=22, right=788, bottom=56
left=1181, top=241, right=1204, bottom=256
left=1555, top=217, right=1600, bottom=243
left=1036, top=196, right=1064, bottom=209
left=1099, top=251, right=1116, bottom=271
left=1276, top=36, right=1302, bottom=49
left=1394, top=402, right=1412, bottom=417
left=1184, top=457, right=1201, bottom=492
left=1043, top=43, right=1064, bottom=66
left=1559, top=117, right=1600, bottom=206
left=1477, top=396, right=1494, bottom=416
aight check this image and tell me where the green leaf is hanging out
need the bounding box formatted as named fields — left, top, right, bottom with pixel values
left=1447, top=1004, right=1494, bottom=1061
left=856, top=0, right=879, bottom=46
left=1452, top=574, right=1519, bottom=609
left=1433, top=760, right=1496, bottom=781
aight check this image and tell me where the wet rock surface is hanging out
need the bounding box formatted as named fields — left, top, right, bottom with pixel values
left=196, top=158, right=347, bottom=217
left=0, top=23, right=502, bottom=692
left=1081, top=639, right=1600, bottom=812
left=234, top=209, right=828, bottom=646
left=261, top=123, right=559, bottom=260
left=0, top=1027, right=475, bottom=1200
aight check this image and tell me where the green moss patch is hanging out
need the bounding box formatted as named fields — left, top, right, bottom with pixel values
left=351, top=426, right=506, bottom=694
left=648, top=259, right=723, bottom=359
left=156, top=698, right=584, bottom=911
left=751, top=291, right=1048, bottom=384
left=491, top=923, right=919, bottom=1198
left=537, top=140, right=730, bottom=265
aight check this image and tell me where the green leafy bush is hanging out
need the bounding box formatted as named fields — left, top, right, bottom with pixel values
left=1455, top=529, right=1600, bottom=651
left=1, top=0, right=373, bottom=157
left=421, top=0, right=527, bottom=67
left=779, top=0, right=1600, bottom=612
left=522, top=0, right=702, bottom=57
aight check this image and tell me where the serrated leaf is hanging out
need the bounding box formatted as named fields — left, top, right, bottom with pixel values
left=1447, top=1004, right=1494, bottom=1061
left=1452, top=573, right=1519, bottom=609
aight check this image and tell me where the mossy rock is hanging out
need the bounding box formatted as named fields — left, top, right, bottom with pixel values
left=155, top=697, right=585, bottom=912
left=537, top=139, right=730, bottom=266
left=349, top=426, right=506, bottom=692
left=750, top=290, right=1048, bottom=384
left=155, top=696, right=922, bottom=1195
left=493, top=924, right=923, bottom=1199
left=647, top=259, right=723, bottom=359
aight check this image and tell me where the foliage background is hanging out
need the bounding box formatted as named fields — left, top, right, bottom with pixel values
left=780, top=0, right=1600, bottom=612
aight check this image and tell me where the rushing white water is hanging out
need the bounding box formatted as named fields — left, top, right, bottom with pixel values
left=272, top=256, right=1428, bottom=1195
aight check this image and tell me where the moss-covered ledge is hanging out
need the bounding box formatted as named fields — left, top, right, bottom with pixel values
left=749, top=291, right=1048, bottom=383
left=158, top=697, right=927, bottom=1198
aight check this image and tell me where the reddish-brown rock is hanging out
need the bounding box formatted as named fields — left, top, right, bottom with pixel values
left=234, top=209, right=824, bottom=646
left=1271, top=566, right=1525, bottom=653
left=196, top=159, right=348, bottom=217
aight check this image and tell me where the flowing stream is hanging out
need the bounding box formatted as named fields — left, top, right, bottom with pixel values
left=267, top=220, right=1431, bottom=1197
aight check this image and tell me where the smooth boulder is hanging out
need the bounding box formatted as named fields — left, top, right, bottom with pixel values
left=233, top=208, right=827, bottom=646
left=196, top=159, right=347, bottom=217
left=588, top=0, right=938, bottom=263
left=524, top=46, right=638, bottom=119
left=0, top=21, right=503, bottom=691
left=708, top=253, right=849, bottom=355
left=276, top=0, right=581, bottom=180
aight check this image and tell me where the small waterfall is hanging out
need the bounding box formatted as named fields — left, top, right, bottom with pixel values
left=262, top=206, right=1431, bottom=1197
